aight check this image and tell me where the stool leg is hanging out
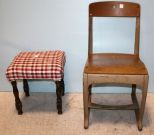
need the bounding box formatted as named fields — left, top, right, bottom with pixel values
left=61, top=79, right=65, bottom=96
left=56, top=81, right=63, bottom=114
left=23, top=79, right=30, bottom=96
left=11, top=81, right=23, bottom=115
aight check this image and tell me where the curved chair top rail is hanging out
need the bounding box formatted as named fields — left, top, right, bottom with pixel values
left=89, top=1, right=140, bottom=17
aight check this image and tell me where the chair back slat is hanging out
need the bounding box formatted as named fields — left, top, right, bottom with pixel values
left=89, top=2, right=140, bottom=17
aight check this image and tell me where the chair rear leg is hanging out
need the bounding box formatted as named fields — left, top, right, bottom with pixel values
left=89, top=85, right=92, bottom=104
left=23, top=79, right=30, bottom=96
left=138, top=76, right=148, bottom=131
left=83, top=75, right=90, bottom=129
left=11, top=81, right=23, bottom=115
left=131, top=84, right=140, bottom=129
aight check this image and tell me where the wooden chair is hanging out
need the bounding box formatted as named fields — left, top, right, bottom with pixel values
left=83, top=1, right=149, bottom=131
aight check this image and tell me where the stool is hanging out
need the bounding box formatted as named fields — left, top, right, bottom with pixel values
left=6, top=50, right=65, bottom=115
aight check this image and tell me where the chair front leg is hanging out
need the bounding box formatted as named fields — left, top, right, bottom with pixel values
left=138, top=75, right=149, bottom=131
left=11, top=81, right=23, bottom=115
left=83, top=74, right=90, bottom=129
left=23, top=79, right=30, bottom=96
left=56, top=81, right=63, bottom=114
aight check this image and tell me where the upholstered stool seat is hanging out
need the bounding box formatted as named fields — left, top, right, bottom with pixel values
left=6, top=50, right=65, bottom=115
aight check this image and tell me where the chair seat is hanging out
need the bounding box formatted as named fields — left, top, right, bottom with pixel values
left=84, top=53, right=148, bottom=75
left=6, top=50, right=65, bottom=81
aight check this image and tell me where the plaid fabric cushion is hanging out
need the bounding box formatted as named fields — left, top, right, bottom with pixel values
left=6, top=50, right=65, bottom=81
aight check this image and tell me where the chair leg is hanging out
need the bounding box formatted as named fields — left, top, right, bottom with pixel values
left=83, top=74, right=90, bottom=129
left=56, top=80, right=63, bottom=114
left=131, top=84, right=140, bottom=130
left=89, top=85, right=92, bottom=104
left=23, top=79, right=30, bottom=96
left=138, top=76, right=148, bottom=131
left=11, top=81, right=23, bottom=115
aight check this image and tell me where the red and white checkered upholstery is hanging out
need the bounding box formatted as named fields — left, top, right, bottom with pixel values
left=6, top=50, right=65, bottom=81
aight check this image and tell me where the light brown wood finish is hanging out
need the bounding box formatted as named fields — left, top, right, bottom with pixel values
left=83, top=1, right=149, bottom=131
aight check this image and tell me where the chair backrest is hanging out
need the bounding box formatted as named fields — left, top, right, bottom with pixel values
left=88, top=1, right=140, bottom=56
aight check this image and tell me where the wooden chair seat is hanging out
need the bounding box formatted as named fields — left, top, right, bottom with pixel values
left=84, top=53, right=148, bottom=75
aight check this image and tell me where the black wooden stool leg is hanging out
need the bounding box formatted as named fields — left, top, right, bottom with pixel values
left=61, top=79, right=65, bottom=96
left=23, top=79, right=30, bottom=96
left=11, top=81, right=23, bottom=115
left=56, top=81, right=63, bottom=114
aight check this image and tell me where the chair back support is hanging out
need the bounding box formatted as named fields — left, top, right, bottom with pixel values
left=88, top=1, right=140, bottom=56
